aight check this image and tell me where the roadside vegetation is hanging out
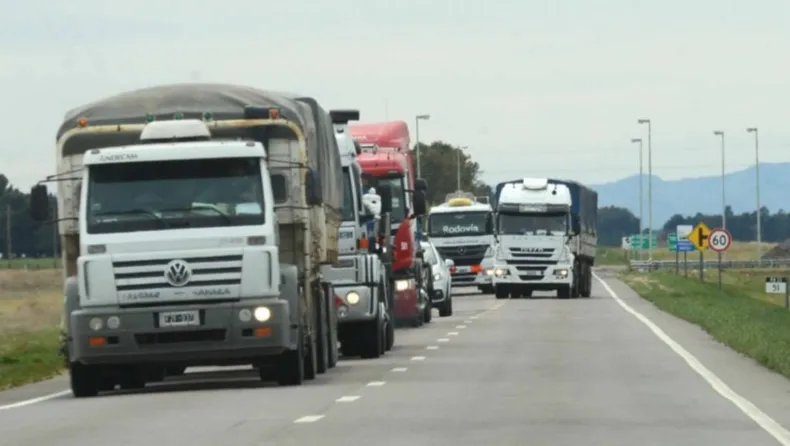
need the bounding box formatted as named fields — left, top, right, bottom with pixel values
left=597, top=241, right=774, bottom=266
left=621, top=268, right=790, bottom=380
left=0, top=269, right=64, bottom=389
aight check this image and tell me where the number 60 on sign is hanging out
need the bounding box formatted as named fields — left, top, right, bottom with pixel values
left=708, top=227, right=731, bottom=253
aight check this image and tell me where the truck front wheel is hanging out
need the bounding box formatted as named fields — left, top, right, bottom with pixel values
left=494, top=286, right=509, bottom=299
left=557, top=285, right=571, bottom=299
left=69, top=362, right=100, bottom=398
left=273, top=330, right=305, bottom=386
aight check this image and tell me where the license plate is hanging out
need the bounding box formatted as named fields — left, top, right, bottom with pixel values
left=159, top=310, right=200, bottom=327
left=454, top=266, right=470, bottom=273
left=524, top=270, right=542, bottom=276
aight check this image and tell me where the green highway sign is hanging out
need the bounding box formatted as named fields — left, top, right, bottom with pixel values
left=629, top=234, right=657, bottom=250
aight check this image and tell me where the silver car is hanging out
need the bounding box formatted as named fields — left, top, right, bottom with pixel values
left=421, top=241, right=454, bottom=317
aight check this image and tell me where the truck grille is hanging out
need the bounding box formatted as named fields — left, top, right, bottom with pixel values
left=436, top=245, right=488, bottom=266
left=513, top=265, right=548, bottom=281
left=113, top=255, right=243, bottom=291
left=508, top=247, right=555, bottom=259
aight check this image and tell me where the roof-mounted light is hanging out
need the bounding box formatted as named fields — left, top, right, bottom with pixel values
left=139, top=119, right=211, bottom=141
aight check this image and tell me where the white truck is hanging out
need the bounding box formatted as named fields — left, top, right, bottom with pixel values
left=491, top=177, right=597, bottom=299
left=29, top=84, right=345, bottom=397
left=324, top=109, right=394, bottom=359
left=426, top=192, right=495, bottom=294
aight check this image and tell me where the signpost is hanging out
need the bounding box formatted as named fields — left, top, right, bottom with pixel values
left=765, top=277, right=789, bottom=308
left=708, top=227, right=732, bottom=289
left=687, top=222, right=711, bottom=281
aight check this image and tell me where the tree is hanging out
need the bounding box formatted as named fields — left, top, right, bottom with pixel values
left=410, top=141, right=489, bottom=205
left=0, top=174, right=59, bottom=259
left=597, top=206, right=640, bottom=246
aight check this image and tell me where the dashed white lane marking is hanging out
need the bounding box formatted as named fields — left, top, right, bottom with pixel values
left=456, top=325, right=467, bottom=329
left=336, top=396, right=361, bottom=403
left=294, top=415, right=324, bottom=423
left=426, top=345, right=439, bottom=350
left=0, top=390, right=71, bottom=411
left=391, top=367, right=408, bottom=372
left=464, top=319, right=473, bottom=323
left=366, top=381, right=386, bottom=387
left=411, top=356, right=426, bottom=361
left=448, top=331, right=459, bottom=336
left=593, top=271, right=790, bottom=445
left=470, top=315, right=479, bottom=319
left=437, top=338, right=450, bottom=342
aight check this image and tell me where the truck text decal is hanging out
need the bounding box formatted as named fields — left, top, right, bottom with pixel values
left=442, top=224, right=481, bottom=234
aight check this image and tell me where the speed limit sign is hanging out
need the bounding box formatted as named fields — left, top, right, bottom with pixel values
left=708, top=227, right=732, bottom=253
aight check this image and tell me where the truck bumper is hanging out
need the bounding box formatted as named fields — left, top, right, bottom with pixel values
left=491, top=263, right=573, bottom=289
left=450, top=271, right=492, bottom=287
left=69, top=299, right=293, bottom=366
left=334, top=284, right=377, bottom=323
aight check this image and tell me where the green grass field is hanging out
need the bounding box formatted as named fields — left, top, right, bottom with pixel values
left=621, top=268, right=790, bottom=380
left=0, top=257, right=62, bottom=270
left=597, top=241, right=774, bottom=266
left=0, top=269, right=64, bottom=389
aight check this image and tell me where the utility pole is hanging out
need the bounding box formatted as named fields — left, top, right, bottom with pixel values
left=747, top=127, right=761, bottom=260
left=414, top=114, right=430, bottom=178
left=631, top=138, right=643, bottom=260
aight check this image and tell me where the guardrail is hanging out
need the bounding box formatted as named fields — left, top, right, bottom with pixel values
left=629, top=259, right=790, bottom=271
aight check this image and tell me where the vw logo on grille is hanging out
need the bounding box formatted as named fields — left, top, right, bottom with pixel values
left=457, top=247, right=466, bottom=255
left=164, top=259, right=192, bottom=287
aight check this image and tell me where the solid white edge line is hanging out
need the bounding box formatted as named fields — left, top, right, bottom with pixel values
left=294, top=415, right=325, bottom=423
left=0, top=390, right=71, bottom=411
left=593, top=271, right=790, bottom=445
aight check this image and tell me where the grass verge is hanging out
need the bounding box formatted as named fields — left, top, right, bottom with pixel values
left=0, top=327, right=62, bottom=390
left=621, top=271, right=790, bottom=380
left=597, top=241, right=776, bottom=266
left=0, top=269, right=64, bottom=389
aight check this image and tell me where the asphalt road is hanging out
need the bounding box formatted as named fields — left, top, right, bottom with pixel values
left=2, top=270, right=790, bottom=445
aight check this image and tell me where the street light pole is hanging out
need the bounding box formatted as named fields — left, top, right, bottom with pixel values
left=631, top=138, right=643, bottom=261
left=457, top=146, right=468, bottom=190
left=414, top=114, right=430, bottom=178
left=637, top=118, right=653, bottom=261
left=747, top=127, right=761, bottom=261
left=713, top=131, right=726, bottom=230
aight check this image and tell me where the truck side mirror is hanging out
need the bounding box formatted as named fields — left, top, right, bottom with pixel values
left=377, top=185, right=393, bottom=214
left=412, top=190, right=427, bottom=216
left=444, top=258, right=454, bottom=268
left=29, top=184, right=50, bottom=222
left=415, top=178, right=428, bottom=192
left=571, top=215, right=581, bottom=235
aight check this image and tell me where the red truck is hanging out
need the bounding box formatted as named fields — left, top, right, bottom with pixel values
left=349, top=121, right=430, bottom=327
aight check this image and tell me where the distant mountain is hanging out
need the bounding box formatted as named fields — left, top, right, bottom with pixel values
left=589, top=162, right=790, bottom=228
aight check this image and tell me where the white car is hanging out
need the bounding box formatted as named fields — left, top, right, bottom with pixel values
left=421, top=241, right=454, bottom=317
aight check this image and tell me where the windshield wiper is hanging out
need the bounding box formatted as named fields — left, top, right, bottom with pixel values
left=93, top=209, right=170, bottom=227
left=159, top=205, right=233, bottom=224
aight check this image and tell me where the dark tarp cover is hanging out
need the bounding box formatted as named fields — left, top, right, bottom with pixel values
left=58, top=83, right=343, bottom=213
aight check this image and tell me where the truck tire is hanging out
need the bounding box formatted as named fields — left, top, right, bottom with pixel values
left=69, top=362, right=99, bottom=398
left=558, top=285, right=571, bottom=299
left=479, top=285, right=494, bottom=294
left=438, top=297, right=453, bottom=317
left=423, top=300, right=433, bottom=324
left=273, top=329, right=305, bottom=386
left=324, top=282, right=339, bottom=368
left=522, top=289, right=533, bottom=298
left=510, top=290, right=522, bottom=299
left=495, top=287, right=509, bottom=299
left=166, top=366, right=187, bottom=376
left=304, top=331, right=318, bottom=381
left=581, top=264, right=592, bottom=298
left=314, top=283, right=329, bottom=374
left=385, top=316, right=395, bottom=351
left=571, top=262, right=581, bottom=298
left=359, top=312, right=384, bottom=359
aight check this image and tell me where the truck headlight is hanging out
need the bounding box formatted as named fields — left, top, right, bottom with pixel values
left=254, top=307, right=271, bottom=322
left=107, top=316, right=121, bottom=329
left=433, top=273, right=442, bottom=281
left=346, top=291, right=360, bottom=305
left=238, top=309, right=252, bottom=322
left=494, top=268, right=506, bottom=277
left=395, top=280, right=411, bottom=291
left=89, top=317, right=103, bottom=331
left=555, top=269, right=569, bottom=277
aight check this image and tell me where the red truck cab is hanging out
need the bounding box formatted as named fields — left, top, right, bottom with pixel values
left=350, top=121, right=428, bottom=326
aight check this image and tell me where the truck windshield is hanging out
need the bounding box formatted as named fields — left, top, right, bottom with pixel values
left=498, top=212, right=567, bottom=236
left=341, top=168, right=355, bottom=221
left=360, top=174, right=406, bottom=223
left=86, top=157, right=265, bottom=234
left=428, top=212, right=491, bottom=237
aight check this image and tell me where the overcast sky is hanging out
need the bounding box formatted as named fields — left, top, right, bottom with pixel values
left=1, top=0, right=788, bottom=190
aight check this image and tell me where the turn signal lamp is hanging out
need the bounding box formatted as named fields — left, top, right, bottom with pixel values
left=269, top=108, right=280, bottom=119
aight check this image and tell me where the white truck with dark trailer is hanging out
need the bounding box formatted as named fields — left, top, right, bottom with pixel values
left=427, top=192, right=495, bottom=294
left=491, top=178, right=597, bottom=299
left=29, top=84, right=345, bottom=397
left=324, top=109, right=394, bottom=359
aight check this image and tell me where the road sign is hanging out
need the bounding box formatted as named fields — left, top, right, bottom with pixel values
left=622, top=236, right=632, bottom=250
left=675, top=225, right=695, bottom=252
left=765, top=277, right=787, bottom=294
left=687, top=222, right=711, bottom=250
left=708, top=228, right=732, bottom=253
left=629, top=234, right=657, bottom=250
